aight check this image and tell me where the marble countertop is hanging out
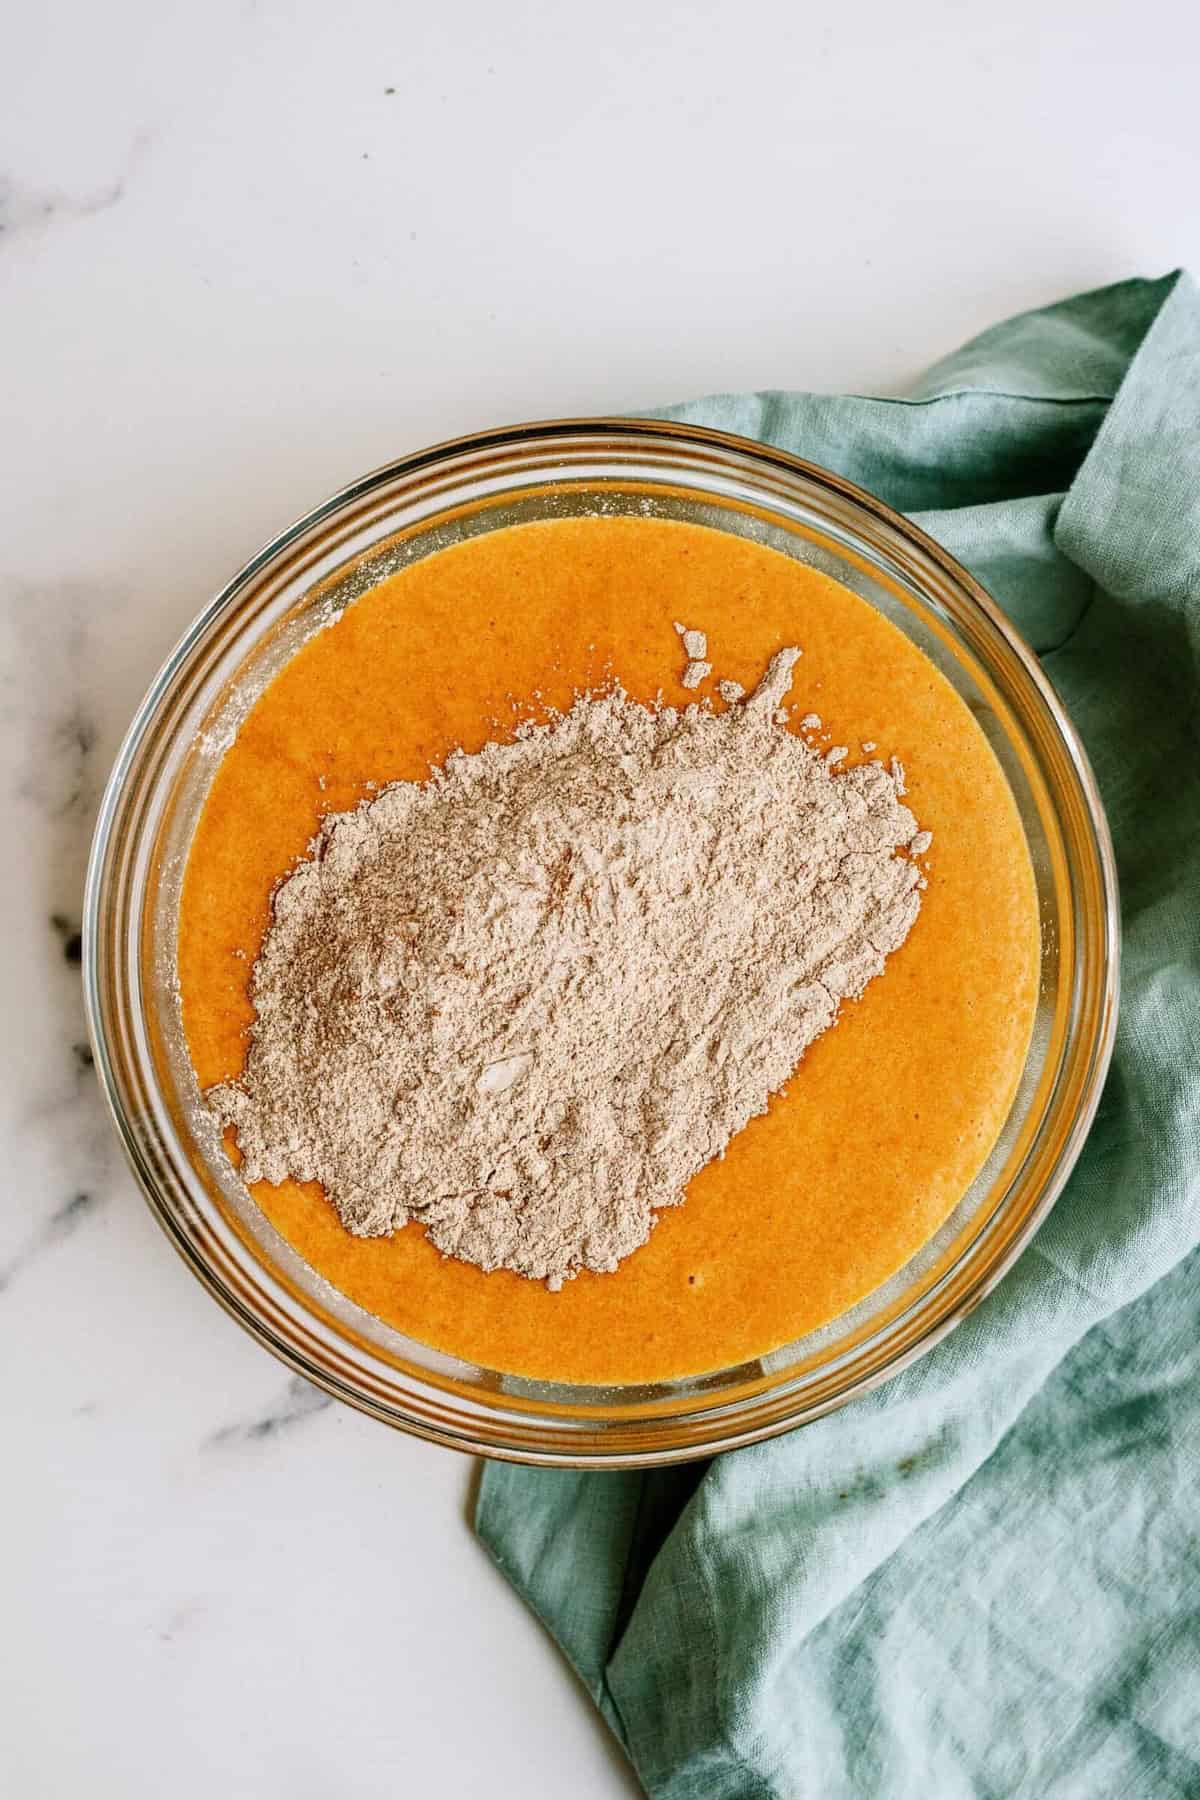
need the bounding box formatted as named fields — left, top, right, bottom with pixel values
left=4, top=1, right=1197, bottom=1793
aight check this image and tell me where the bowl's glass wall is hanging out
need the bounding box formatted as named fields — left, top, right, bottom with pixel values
left=85, top=423, right=1118, bottom=1465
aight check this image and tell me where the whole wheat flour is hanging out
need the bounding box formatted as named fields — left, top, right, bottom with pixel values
left=208, top=646, right=928, bottom=1288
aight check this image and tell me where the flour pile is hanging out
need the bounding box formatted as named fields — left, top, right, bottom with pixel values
left=209, top=647, right=928, bottom=1288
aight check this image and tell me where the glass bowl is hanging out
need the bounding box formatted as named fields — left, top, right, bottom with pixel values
left=84, top=419, right=1118, bottom=1466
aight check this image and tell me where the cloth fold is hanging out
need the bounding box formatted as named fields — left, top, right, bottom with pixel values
left=477, top=273, right=1200, bottom=1799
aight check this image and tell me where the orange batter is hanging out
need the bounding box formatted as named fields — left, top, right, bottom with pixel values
left=179, top=515, right=1039, bottom=1383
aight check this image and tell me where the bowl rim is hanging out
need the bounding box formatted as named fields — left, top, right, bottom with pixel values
left=83, top=415, right=1121, bottom=1464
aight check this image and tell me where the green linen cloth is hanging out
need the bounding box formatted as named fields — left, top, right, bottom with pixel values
left=477, top=272, right=1200, bottom=1798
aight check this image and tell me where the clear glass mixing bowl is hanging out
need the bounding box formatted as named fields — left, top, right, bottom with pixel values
left=84, top=420, right=1118, bottom=1465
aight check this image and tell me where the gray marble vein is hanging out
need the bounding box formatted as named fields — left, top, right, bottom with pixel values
left=0, top=171, right=124, bottom=240
left=0, top=132, right=151, bottom=245
left=0, top=1188, right=107, bottom=1293
left=205, top=1374, right=334, bottom=1448
left=0, top=582, right=125, bottom=1298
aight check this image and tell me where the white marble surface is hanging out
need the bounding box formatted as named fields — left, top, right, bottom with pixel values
left=3, top=1, right=1198, bottom=1793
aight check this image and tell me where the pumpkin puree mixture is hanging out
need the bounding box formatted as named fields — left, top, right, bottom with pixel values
left=178, top=515, right=1040, bottom=1383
